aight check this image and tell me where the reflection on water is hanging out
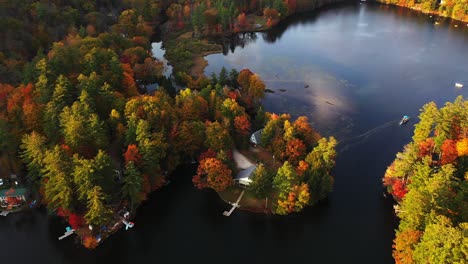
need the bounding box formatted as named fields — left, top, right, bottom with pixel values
left=205, top=3, right=468, bottom=141
left=151, top=42, right=173, bottom=77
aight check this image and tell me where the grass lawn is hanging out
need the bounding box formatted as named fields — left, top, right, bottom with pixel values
left=218, top=185, right=273, bottom=213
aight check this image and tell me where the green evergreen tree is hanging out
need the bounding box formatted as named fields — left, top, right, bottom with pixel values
left=85, top=186, right=113, bottom=227
left=122, top=161, right=143, bottom=211
left=248, top=163, right=273, bottom=198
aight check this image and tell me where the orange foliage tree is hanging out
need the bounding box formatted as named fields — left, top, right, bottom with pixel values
left=276, top=183, right=310, bottom=214
left=293, top=116, right=316, bottom=146
left=83, top=236, right=98, bottom=249
left=285, top=138, right=306, bottom=165
left=234, top=114, right=251, bottom=136
left=440, top=139, right=458, bottom=165
left=418, top=138, right=434, bottom=158
left=392, top=229, right=423, bottom=264
left=193, top=158, right=232, bottom=192
left=237, top=13, right=247, bottom=28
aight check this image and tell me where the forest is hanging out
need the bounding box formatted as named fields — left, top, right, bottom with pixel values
left=0, top=0, right=338, bottom=248
left=377, top=0, right=468, bottom=21
left=383, top=96, right=468, bottom=263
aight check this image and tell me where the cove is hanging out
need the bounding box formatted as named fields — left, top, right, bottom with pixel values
left=1, top=3, right=467, bottom=264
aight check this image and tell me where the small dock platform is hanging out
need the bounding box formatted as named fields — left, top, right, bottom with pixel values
left=58, top=228, right=75, bottom=240
left=223, top=190, right=245, bottom=216
left=0, top=211, right=10, bottom=217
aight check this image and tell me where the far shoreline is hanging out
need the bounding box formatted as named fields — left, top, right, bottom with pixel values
left=184, top=1, right=467, bottom=78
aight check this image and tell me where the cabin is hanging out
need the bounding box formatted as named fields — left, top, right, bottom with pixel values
left=250, top=129, right=263, bottom=146
left=0, top=187, right=27, bottom=207
left=234, top=165, right=257, bottom=187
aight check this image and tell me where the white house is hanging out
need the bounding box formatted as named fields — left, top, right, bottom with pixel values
left=250, top=129, right=263, bottom=146
left=0, top=187, right=27, bottom=203
left=234, top=165, right=257, bottom=187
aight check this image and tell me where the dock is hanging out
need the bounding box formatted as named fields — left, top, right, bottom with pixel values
left=0, top=211, right=10, bottom=216
left=223, top=190, right=245, bottom=216
left=58, top=228, right=75, bottom=240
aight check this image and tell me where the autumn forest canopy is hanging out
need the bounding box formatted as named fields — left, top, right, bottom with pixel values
left=383, top=96, right=468, bottom=263
left=0, top=0, right=341, bottom=249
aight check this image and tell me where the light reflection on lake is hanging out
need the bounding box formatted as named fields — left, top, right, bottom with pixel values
left=205, top=3, right=468, bottom=139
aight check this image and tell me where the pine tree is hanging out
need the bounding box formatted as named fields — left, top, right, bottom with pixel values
left=85, top=186, right=112, bottom=227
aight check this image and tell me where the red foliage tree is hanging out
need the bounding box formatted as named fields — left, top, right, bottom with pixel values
left=440, top=139, right=458, bottom=165
left=234, top=114, right=251, bottom=136
left=227, top=91, right=238, bottom=100
left=124, top=144, right=142, bottom=165
left=121, top=63, right=139, bottom=97
left=392, top=179, right=408, bottom=200
left=237, top=13, right=247, bottom=28
left=68, top=213, right=85, bottom=229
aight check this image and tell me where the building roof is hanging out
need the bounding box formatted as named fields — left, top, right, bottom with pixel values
left=0, top=188, right=27, bottom=197
left=235, top=165, right=257, bottom=182
left=250, top=129, right=263, bottom=145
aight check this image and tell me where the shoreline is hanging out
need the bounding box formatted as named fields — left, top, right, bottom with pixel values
left=375, top=1, right=468, bottom=23
left=187, top=0, right=467, bottom=78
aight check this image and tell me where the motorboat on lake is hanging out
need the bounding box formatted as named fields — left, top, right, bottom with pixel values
left=400, top=115, right=410, bottom=125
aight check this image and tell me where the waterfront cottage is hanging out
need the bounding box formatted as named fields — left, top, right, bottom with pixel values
left=234, top=165, right=257, bottom=187
left=250, top=129, right=263, bottom=146
left=0, top=188, right=27, bottom=206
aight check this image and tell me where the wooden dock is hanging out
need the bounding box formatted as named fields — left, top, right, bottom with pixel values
left=58, top=229, right=75, bottom=240
left=223, top=190, right=245, bottom=217
left=0, top=211, right=10, bottom=216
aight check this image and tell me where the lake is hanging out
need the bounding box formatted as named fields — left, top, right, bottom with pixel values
left=1, top=2, right=467, bottom=264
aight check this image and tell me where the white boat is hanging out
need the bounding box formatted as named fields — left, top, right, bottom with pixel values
left=400, top=115, right=410, bottom=125
left=455, top=83, right=463, bottom=88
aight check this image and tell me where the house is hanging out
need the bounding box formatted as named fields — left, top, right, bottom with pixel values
left=0, top=187, right=27, bottom=205
left=250, top=129, right=263, bottom=146
left=234, top=165, right=257, bottom=187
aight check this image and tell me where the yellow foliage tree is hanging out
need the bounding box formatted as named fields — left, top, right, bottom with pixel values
left=456, top=138, right=468, bottom=156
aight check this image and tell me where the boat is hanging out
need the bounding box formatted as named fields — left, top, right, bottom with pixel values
left=455, top=83, right=463, bottom=88
left=399, top=115, right=410, bottom=125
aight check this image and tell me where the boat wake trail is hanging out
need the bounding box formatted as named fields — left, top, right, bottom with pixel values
left=337, top=120, right=399, bottom=154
